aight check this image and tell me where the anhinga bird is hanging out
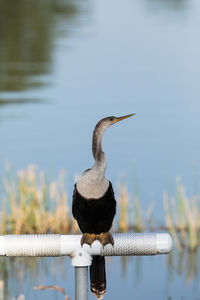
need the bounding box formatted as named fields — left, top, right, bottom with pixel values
left=72, top=113, right=135, bottom=299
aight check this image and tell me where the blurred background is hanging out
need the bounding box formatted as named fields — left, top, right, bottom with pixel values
left=0, top=0, right=200, bottom=299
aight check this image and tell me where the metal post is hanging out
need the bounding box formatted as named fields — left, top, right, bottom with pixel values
left=75, top=266, right=88, bottom=300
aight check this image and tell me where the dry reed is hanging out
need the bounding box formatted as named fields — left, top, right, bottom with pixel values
left=163, top=176, right=200, bottom=251
left=1, top=166, right=200, bottom=251
left=117, top=183, right=154, bottom=232
left=1, top=165, right=71, bottom=234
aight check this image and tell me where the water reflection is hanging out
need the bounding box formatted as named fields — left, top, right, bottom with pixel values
left=0, top=257, right=68, bottom=299
left=0, top=0, right=81, bottom=94
left=167, top=248, right=200, bottom=284
left=144, top=0, right=188, bottom=12
left=1, top=248, right=198, bottom=299
left=0, top=98, right=46, bottom=107
left=119, top=248, right=200, bottom=295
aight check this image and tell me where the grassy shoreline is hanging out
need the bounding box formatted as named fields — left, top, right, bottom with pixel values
left=1, top=165, right=200, bottom=251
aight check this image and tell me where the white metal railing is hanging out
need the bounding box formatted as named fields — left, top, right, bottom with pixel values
left=0, top=233, right=173, bottom=299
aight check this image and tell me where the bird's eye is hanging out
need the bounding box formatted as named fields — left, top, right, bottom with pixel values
left=110, top=118, right=114, bottom=121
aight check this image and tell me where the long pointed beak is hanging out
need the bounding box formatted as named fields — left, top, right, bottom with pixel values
left=112, top=113, right=136, bottom=124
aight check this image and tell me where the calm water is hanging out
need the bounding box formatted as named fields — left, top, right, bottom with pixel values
left=1, top=249, right=200, bottom=299
left=0, top=0, right=200, bottom=299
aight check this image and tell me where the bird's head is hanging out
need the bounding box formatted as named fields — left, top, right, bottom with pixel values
left=107, top=113, right=136, bottom=125
left=95, top=113, right=136, bottom=133
left=92, top=113, right=135, bottom=162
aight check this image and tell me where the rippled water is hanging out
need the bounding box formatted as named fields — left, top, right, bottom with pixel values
left=0, top=0, right=200, bottom=299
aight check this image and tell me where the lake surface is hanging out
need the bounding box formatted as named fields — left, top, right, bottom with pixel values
left=0, top=0, right=200, bottom=299
left=1, top=248, right=200, bottom=300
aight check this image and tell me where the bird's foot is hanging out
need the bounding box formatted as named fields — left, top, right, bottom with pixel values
left=81, top=233, right=96, bottom=247
left=97, top=232, right=114, bottom=247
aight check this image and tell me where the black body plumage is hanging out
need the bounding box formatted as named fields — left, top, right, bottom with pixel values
left=72, top=181, right=116, bottom=299
left=72, top=182, right=116, bottom=234
left=72, top=182, right=116, bottom=299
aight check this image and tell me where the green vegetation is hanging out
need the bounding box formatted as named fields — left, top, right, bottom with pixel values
left=1, top=165, right=200, bottom=251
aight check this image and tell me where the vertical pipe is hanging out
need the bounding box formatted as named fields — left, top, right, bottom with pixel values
left=75, top=266, right=88, bottom=300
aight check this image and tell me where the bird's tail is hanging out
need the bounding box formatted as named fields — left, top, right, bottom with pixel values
left=90, top=256, right=106, bottom=299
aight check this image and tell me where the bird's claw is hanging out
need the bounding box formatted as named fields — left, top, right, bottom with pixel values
left=98, top=232, right=114, bottom=247
left=81, top=233, right=96, bottom=247
left=81, top=232, right=114, bottom=247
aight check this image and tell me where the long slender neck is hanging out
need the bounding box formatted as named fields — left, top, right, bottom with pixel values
left=92, top=122, right=107, bottom=171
